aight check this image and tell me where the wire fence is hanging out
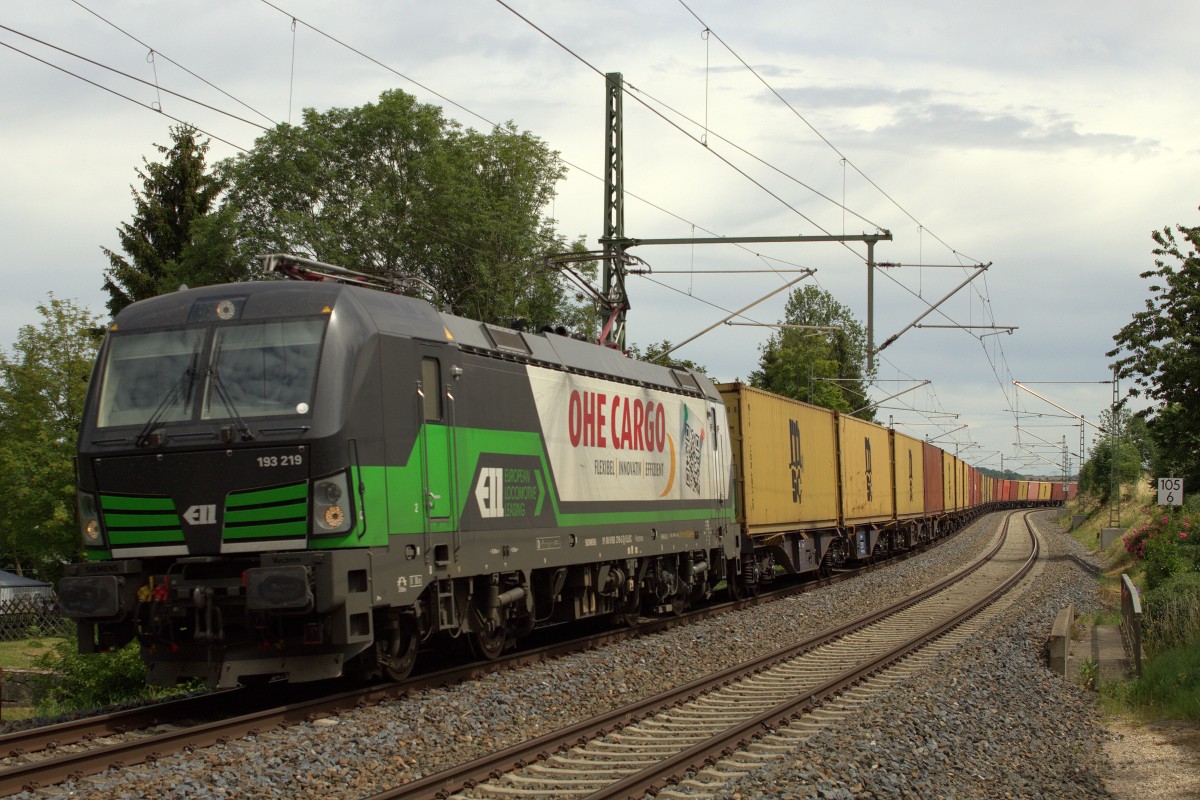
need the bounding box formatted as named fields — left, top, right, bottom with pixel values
left=0, top=592, right=71, bottom=641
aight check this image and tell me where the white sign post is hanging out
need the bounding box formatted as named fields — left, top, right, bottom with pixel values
left=1157, top=477, right=1184, bottom=507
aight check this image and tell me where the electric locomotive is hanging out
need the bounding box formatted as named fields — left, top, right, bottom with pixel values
left=59, top=255, right=741, bottom=688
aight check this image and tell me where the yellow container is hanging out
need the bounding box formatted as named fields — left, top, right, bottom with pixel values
left=718, top=383, right=838, bottom=534
left=891, top=430, right=925, bottom=519
left=839, top=414, right=895, bottom=524
left=1038, top=482, right=1052, bottom=501
left=942, top=451, right=957, bottom=511
left=1017, top=481, right=1029, bottom=501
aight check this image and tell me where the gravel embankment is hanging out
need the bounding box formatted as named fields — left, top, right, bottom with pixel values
left=16, top=511, right=1110, bottom=799
left=719, top=511, right=1111, bottom=800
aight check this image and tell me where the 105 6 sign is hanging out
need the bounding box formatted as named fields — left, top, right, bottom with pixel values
left=1157, top=477, right=1184, bottom=507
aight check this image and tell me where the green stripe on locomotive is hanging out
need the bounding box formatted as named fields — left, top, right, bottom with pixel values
left=310, top=424, right=729, bottom=551
left=223, top=482, right=309, bottom=540
left=99, top=494, right=185, bottom=546
left=89, top=423, right=728, bottom=554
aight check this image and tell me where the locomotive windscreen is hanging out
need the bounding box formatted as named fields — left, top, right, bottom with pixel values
left=95, top=319, right=326, bottom=428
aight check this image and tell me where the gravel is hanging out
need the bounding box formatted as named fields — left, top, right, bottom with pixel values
left=719, top=512, right=1111, bottom=800
left=16, top=510, right=1113, bottom=800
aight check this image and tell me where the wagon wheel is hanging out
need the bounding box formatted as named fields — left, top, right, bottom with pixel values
left=470, top=624, right=507, bottom=661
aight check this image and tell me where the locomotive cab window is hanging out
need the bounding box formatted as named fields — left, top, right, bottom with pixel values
left=202, top=320, right=324, bottom=420
left=94, top=319, right=325, bottom=429
left=97, top=328, right=205, bottom=428
left=421, top=357, right=443, bottom=421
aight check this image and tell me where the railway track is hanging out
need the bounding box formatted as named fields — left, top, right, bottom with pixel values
left=368, top=509, right=1038, bottom=800
left=0, top=517, right=970, bottom=796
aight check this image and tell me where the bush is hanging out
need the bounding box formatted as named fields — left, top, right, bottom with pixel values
left=1143, top=572, right=1200, bottom=657
left=1123, top=508, right=1200, bottom=589
left=29, top=631, right=179, bottom=716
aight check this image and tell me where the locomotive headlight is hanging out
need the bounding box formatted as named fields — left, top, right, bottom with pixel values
left=323, top=505, right=346, bottom=528
left=77, top=491, right=104, bottom=546
left=312, top=472, right=353, bottom=535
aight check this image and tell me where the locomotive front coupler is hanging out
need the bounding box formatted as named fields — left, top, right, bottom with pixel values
left=191, top=586, right=225, bottom=643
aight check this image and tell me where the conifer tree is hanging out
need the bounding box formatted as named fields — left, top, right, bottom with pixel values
left=101, top=125, right=224, bottom=315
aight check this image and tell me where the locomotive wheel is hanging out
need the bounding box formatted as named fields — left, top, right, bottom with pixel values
left=726, top=558, right=745, bottom=601
left=470, top=625, right=507, bottom=661
left=669, top=591, right=689, bottom=617
left=383, top=630, right=418, bottom=682
left=621, top=589, right=642, bottom=627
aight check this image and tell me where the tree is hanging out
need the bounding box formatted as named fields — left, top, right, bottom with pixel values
left=1078, top=407, right=1148, bottom=500
left=102, top=125, right=237, bottom=316
left=748, top=285, right=877, bottom=420
left=626, top=340, right=708, bottom=374
left=0, top=297, right=102, bottom=580
left=1107, top=214, right=1200, bottom=492
left=222, top=90, right=586, bottom=330
left=1079, top=438, right=1142, bottom=500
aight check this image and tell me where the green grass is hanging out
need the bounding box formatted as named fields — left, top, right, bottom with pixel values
left=0, top=637, right=64, bottom=722
left=1102, top=638, right=1200, bottom=721
left=0, top=638, right=63, bottom=670
left=1091, top=607, right=1123, bottom=626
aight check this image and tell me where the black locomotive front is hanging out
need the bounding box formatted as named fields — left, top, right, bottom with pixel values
left=59, top=281, right=393, bottom=687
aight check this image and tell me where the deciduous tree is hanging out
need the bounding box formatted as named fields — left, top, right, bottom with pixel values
left=222, top=90, right=586, bottom=330
left=1107, top=215, right=1200, bottom=493
left=626, top=340, right=708, bottom=374
left=749, top=285, right=877, bottom=420
left=0, top=297, right=102, bottom=580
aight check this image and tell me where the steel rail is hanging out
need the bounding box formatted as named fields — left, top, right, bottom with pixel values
left=586, top=511, right=1039, bottom=800
left=0, top=513, right=972, bottom=794
left=363, top=511, right=1023, bottom=800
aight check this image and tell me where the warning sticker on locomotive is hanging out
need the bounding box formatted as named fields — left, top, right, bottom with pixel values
left=527, top=365, right=730, bottom=504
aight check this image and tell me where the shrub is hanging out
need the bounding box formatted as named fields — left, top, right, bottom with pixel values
left=1123, top=508, right=1200, bottom=589
left=1143, top=572, right=1200, bottom=657
left=28, top=631, right=181, bottom=716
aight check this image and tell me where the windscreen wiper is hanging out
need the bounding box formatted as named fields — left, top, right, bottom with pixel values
left=134, top=344, right=201, bottom=448
left=207, top=336, right=255, bottom=442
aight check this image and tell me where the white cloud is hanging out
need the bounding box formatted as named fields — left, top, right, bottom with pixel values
left=0, top=0, right=1196, bottom=469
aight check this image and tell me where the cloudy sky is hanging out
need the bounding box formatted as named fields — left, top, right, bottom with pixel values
left=3, top=0, right=1196, bottom=476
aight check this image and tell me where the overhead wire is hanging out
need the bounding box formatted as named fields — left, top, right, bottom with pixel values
left=674, top=0, right=974, bottom=265
left=488, top=0, right=880, bottom=259
left=28, top=3, right=1049, bottom=464
left=0, top=24, right=267, bottom=132
left=0, top=36, right=248, bottom=151
left=69, top=0, right=278, bottom=126
left=255, top=0, right=823, bottom=282
left=313, top=0, right=1036, bottom=464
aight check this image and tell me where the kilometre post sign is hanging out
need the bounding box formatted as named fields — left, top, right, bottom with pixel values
left=1157, top=477, right=1184, bottom=506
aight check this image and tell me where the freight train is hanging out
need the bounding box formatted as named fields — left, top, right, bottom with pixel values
left=58, top=255, right=1073, bottom=688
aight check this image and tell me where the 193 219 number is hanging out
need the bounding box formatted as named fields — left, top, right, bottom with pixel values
left=257, top=454, right=303, bottom=468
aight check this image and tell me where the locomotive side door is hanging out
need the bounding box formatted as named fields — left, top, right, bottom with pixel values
left=417, top=346, right=457, bottom=532
left=707, top=402, right=726, bottom=506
